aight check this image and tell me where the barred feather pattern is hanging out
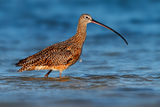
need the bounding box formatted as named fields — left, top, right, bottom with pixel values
left=16, top=41, right=83, bottom=72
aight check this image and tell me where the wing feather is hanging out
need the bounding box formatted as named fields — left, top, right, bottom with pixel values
left=15, top=42, right=74, bottom=67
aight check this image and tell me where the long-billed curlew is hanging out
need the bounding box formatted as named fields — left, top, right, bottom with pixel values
left=15, top=14, right=128, bottom=77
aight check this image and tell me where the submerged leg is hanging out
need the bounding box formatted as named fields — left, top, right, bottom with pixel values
left=59, top=70, right=63, bottom=77
left=44, top=70, right=52, bottom=77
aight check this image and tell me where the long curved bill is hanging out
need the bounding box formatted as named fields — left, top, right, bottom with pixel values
left=91, top=19, right=128, bottom=45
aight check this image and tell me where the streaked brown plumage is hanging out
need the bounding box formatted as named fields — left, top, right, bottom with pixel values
left=16, top=14, right=128, bottom=77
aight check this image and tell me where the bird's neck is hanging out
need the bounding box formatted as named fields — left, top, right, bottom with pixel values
left=70, top=23, right=87, bottom=47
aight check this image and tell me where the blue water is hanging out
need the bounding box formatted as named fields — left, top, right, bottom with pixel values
left=0, top=0, right=160, bottom=107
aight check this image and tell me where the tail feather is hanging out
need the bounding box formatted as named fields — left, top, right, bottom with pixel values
left=17, top=69, right=23, bottom=72
left=15, top=63, right=21, bottom=67
left=15, top=58, right=27, bottom=66
left=17, top=66, right=32, bottom=72
left=17, top=66, right=26, bottom=72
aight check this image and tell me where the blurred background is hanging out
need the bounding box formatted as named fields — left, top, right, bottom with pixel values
left=0, top=0, right=160, bottom=107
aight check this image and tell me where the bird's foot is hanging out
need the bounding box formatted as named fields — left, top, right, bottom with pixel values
left=44, top=74, right=48, bottom=78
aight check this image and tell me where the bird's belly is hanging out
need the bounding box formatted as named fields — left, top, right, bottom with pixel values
left=34, top=65, right=69, bottom=71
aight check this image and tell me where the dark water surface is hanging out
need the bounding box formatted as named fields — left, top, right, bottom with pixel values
left=0, top=0, right=160, bottom=107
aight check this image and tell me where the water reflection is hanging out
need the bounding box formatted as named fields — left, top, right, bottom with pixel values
left=21, top=76, right=71, bottom=82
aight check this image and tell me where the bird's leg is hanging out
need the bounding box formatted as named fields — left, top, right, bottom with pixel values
left=59, top=73, right=61, bottom=77
left=59, top=70, right=63, bottom=77
left=44, top=70, right=52, bottom=77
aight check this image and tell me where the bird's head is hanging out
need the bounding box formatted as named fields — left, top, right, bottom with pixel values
left=79, top=13, right=128, bottom=45
left=79, top=14, right=92, bottom=24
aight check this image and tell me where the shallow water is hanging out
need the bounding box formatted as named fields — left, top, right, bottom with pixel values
left=0, top=0, right=160, bottom=107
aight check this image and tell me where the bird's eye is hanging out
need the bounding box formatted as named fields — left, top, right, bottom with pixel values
left=86, top=16, right=88, bottom=19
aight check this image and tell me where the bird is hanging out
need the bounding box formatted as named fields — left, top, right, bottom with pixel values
left=15, top=13, right=128, bottom=77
